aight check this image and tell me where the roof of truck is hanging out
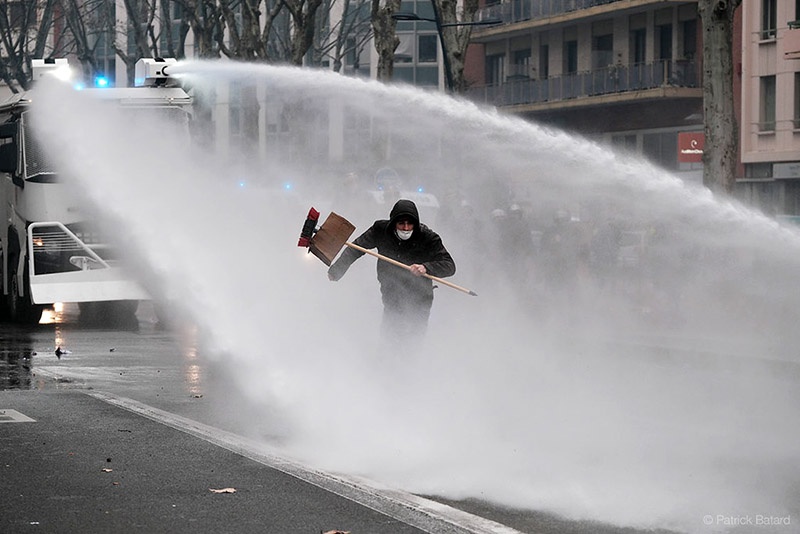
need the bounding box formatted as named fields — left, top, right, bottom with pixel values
left=0, top=85, right=191, bottom=114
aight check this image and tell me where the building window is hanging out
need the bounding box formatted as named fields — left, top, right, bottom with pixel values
left=564, top=40, right=578, bottom=74
left=394, top=34, right=414, bottom=63
left=795, top=73, right=800, bottom=129
left=760, top=75, right=776, bottom=131
left=761, top=0, right=777, bottom=39
left=511, top=49, right=531, bottom=79
left=745, top=162, right=773, bottom=179
left=539, top=44, right=549, bottom=78
left=642, top=132, right=678, bottom=170
left=486, top=54, right=505, bottom=85
left=682, top=19, right=697, bottom=59
left=6, top=1, right=26, bottom=29
left=394, top=0, right=440, bottom=87
left=657, top=24, right=672, bottom=60
left=592, top=34, right=613, bottom=69
left=415, top=66, right=439, bottom=86
left=611, top=134, right=637, bottom=153
left=631, top=28, right=646, bottom=64
left=418, top=34, right=437, bottom=63
left=346, top=37, right=357, bottom=65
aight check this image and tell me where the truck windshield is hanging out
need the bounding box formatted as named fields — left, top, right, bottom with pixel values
left=120, top=106, right=191, bottom=140
left=21, top=114, right=57, bottom=181
left=21, top=106, right=190, bottom=182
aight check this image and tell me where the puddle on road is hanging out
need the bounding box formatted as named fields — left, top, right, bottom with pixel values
left=0, top=336, right=36, bottom=390
left=0, top=302, right=155, bottom=391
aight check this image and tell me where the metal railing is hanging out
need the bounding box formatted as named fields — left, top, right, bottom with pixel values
left=477, top=0, right=624, bottom=26
left=466, top=59, right=699, bottom=107
left=26, top=221, right=151, bottom=305
left=29, top=222, right=111, bottom=276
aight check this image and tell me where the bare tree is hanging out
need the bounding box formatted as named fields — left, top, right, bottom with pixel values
left=176, top=0, right=224, bottom=58
left=0, top=0, right=58, bottom=91
left=218, top=0, right=284, bottom=61
left=159, top=0, right=190, bottom=58
left=283, top=0, right=324, bottom=65
left=311, top=0, right=372, bottom=73
left=370, top=0, right=398, bottom=82
left=112, top=0, right=160, bottom=81
left=60, top=0, right=118, bottom=81
left=697, top=0, right=742, bottom=193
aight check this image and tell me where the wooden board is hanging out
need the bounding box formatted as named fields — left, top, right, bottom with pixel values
left=309, top=212, right=356, bottom=266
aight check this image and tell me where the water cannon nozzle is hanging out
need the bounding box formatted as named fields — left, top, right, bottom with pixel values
left=31, top=58, right=71, bottom=83
left=134, top=57, right=179, bottom=87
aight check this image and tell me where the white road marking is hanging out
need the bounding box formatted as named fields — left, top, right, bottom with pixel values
left=86, top=390, right=528, bottom=534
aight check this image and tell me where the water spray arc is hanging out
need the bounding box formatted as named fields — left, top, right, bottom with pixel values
left=27, top=60, right=800, bottom=533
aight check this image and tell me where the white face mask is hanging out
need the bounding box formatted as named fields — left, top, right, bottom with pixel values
left=396, top=229, right=413, bottom=241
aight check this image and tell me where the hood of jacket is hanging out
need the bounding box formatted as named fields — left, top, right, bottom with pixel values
left=388, top=199, right=420, bottom=229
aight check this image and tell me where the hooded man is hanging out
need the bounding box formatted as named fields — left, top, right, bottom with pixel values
left=328, top=199, right=456, bottom=342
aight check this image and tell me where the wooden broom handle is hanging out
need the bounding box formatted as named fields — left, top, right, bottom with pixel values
left=344, top=242, right=477, bottom=296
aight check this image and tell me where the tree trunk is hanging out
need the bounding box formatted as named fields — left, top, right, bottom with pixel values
left=284, top=0, right=323, bottom=66
left=371, top=0, right=400, bottom=82
left=434, top=0, right=478, bottom=93
left=697, top=0, right=742, bottom=194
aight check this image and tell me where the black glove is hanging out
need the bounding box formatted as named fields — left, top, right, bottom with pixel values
left=328, top=261, right=346, bottom=281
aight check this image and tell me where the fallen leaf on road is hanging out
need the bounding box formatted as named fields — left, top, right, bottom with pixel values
left=209, top=488, right=236, bottom=494
left=101, top=468, right=113, bottom=473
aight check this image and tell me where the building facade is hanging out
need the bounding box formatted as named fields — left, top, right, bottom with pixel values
left=738, top=0, right=800, bottom=216
left=466, top=0, right=705, bottom=183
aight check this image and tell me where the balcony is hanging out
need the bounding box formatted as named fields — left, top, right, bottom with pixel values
left=467, top=59, right=699, bottom=109
left=783, top=23, right=800, bottom=59
left=475, top=0, right=686, bottom=30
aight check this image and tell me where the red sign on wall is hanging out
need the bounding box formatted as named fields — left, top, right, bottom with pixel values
left=678, top=132, right=704, bottom=163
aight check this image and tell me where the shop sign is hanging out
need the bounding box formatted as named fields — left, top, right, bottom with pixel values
left=678, top=132, right=704, bottom=163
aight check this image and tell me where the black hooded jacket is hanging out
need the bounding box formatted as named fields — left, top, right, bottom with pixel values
left=328, top=199, right=456, bottom=304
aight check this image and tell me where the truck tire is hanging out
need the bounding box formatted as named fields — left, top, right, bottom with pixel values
left=7, top=268, right=44, bottom=325
left=0, top=251, right=10, bottom=321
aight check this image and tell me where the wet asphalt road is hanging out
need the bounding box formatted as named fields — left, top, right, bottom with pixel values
left=0, top=302, right=668, bottom=534
left=1, top=303, right=796, bottom=534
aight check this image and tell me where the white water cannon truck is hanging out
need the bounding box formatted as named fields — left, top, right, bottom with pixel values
left=0, top=57, right=191, bottom=324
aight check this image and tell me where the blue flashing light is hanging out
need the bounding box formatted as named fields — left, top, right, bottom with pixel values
left=417, top=186, right=424, bottom=193
left=73, top=82, right=86, bottom=91
left=283, top=182, right=293, bottom=191
left=94, top=76, right=110, bottom=88
left=238, top=181, right=246, bottom=188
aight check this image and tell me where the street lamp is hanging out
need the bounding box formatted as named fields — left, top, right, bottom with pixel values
left=391, top=11, right=502, bottom=91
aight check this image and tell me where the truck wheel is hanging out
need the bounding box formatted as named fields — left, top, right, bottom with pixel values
left=0, top=252, right=10, bottom=321
left=7, top=271, right=44, bottom=325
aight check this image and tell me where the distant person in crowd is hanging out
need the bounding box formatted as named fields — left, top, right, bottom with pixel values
left=327, top=199, right=456, bottom=344
left=540, top=208, right=582, bottom=290
left=504, top=203, right=536, bottom=282
left=487, top=204, right=535, bottom=287
left=589, top=217, right=621, bottom=286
